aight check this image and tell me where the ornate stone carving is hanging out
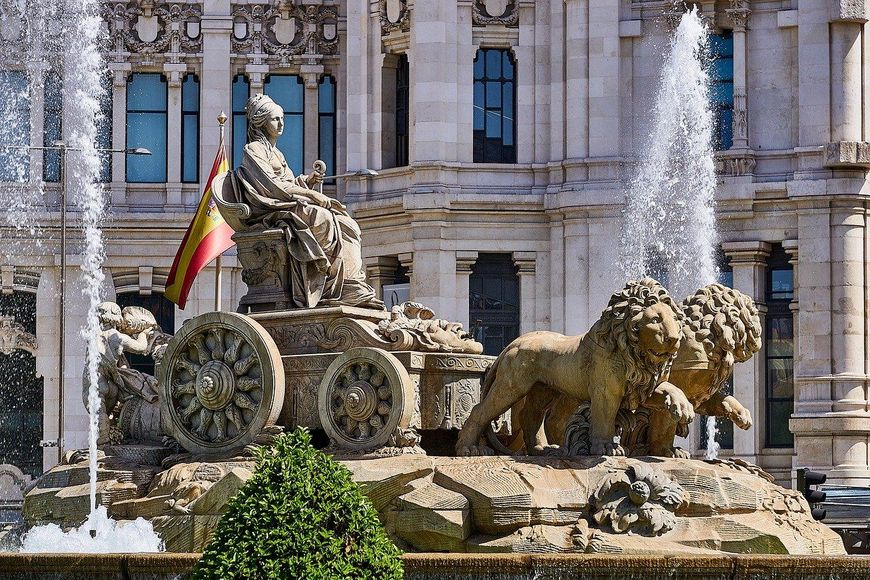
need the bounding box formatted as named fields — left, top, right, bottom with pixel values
left=103, top=1, right=203, bottom=56
left=716, top=153, right=756, bottom=177
left=590, top=463, right=685, bottom=536
left=726, top=0, right=751, bottom=31
left=380, top=0, right=410, bottom=35
left=731, top=88, right=748, bottom=145
left=230, top=4, right=264, bottom=55
left=252, top=3, right=339, bottom=59
left=472, top=0, right=518, bottom=27
left=0, top=316, right=36, bottom=355
left=378, top=302, right=483, bottom=355
left=456, top=279, right=692, bottom=458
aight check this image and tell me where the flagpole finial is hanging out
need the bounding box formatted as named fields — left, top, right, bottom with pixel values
left=217, top=111, right=228, bottom=126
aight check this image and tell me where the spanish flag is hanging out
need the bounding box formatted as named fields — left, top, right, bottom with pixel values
left=165, top=139, right=235, bottom=309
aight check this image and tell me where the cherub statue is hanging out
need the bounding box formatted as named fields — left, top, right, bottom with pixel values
left=83, top=302, right=168, bottom=444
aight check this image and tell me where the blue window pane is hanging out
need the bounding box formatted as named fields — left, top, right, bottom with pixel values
left=127, top=74, right=167, bottom=112
left=712, top=59, right=733, bottom=82
left=503, top=117, right=513, bottom=146
left=182, top=115, right=198, bottom=182
left=485, top=49, right=501, bottom=78
left=97, top=74, right=113, bottom=183
left=280, top=114, right=304, bottom=175
left=319, top=116, right=334, bottom=177
left=126, top=112, right=167, bottom=182
left=43, top=72, right=62, bottom=182
left=473, top=54, right=484, bottom=80
left=182, top=75, right=199, bottom=112
left=318, top=76, right=335, bottom=113
left=486, top=81, right=501, bottom=108
left=503, top=52, right=514, bottom=80
left=711, top=81, right=733, bottom=104
left=233, top=75, right=249, bottom=111
left=719, top=108, right=733, bottom=149
left=265, top=75, right=303, bottom=113
left=709, top=34, right=734, bottom=58
left=486, top=113, right=501, bottom=138
left=233, top=116, right=247, bottom=169
left=0, top=71, right=30, bottom=182
left=502, top=82, right=513, bottom=117
left=719, top=269, right=733, bottom=288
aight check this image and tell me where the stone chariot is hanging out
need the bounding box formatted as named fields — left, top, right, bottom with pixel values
left=158, top=174, right=492, bottom=457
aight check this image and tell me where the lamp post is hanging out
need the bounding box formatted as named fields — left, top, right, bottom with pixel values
left=0, top=142, right=151, bottom=462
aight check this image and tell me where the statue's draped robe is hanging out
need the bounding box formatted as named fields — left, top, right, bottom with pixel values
left=230, top=140, right=382, bottom=309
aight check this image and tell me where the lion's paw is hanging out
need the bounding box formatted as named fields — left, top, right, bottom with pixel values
left=672, top=446, right=691, bottom=459
left=455, top=444, right=495, bottom=457
left=529, top=444, right=565, bottom=457
left=590, top=438, right=625, bottom=457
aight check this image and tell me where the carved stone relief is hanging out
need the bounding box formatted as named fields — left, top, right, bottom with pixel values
left=472, top=0, right=518, bottom=27
left=232, top=2, right=339, bottom=58
left=380, top=0, right=409, bottom=35
left=103, top=1, right=203, bottom=56
left=0, top=315, right=36, bottom=355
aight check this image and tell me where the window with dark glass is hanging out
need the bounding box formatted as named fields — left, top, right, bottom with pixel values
left=97, top=73, right=113, bottom=183
left=264, top=74, right=304, bottom=175
left=181, top=74, right=199, bottom=183
left=473, top=49, right=516, bottom=164
left=318, top=75, right=336, bottom=180
left=0, top=71, right=30, bottom=182
left=699, top=253, right=735, bottom=451
left=765, top=244, right=794, bottom=448
left=709, top=32, right=734, bottom=150
left=126, top=73, right=167, bottom=182
left=395, top=54, right=409, bottom=167
left=0, top=291, right=43, bottom=478
left=469, top=254, right=520, bottom=356
left=115, top=292, right=176, bottom=377
left=42, top=70, right=62, bottom=182
left=232, top=74, right=249, bottom=169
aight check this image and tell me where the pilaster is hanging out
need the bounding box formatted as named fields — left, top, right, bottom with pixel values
left=364, top=255, right=398, bottom=303
left=109, top=63, right=131, bottom=208
left=512, top=251, right=536, bottom=334
left=456, top=251, right=479, bottom=330
left=164, top=63, right=186, bottom=207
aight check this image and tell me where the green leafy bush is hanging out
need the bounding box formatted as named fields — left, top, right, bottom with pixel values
left=192, top=429, right=403, bottom=580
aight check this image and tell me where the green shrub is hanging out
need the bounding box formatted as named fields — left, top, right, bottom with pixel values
left=192, top=429, right=403, bottom=580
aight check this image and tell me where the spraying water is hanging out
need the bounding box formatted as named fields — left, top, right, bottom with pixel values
left=620, top=8, right=720, bottom=456
left=4, top=0, right=162, bottom=551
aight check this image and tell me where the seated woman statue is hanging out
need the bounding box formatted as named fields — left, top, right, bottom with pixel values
left=230, top=93, right=383, bottom=310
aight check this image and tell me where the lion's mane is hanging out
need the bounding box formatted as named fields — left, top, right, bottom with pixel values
left=681, top=283, right=762, bottom=387
left=590, top=278, right=684, bottom=410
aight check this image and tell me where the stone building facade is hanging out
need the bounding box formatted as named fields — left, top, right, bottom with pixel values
left=0, top=0, right=868, bottom=489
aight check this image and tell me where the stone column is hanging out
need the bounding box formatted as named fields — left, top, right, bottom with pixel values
left=364, top=256, right=398, bottom=303
left=825, top=6, right=869, bottom=167
left=563, top=215, right=589, bottom=336
left=164, top=64, right=185, bottom=207
left=513, top=252, right=537, bottom=335
left=200, top=0, right=232, bottom=187
left=515, top=3, right=535, bottom=164
left=723, top=241, right=770, bottom=463
left=108, top=63, right=130, bottom=207
left=346, top=0, right=369, bottom=171
left=301, top=67, right=323, bottom=173
left=727, top=0, right=750, bottom=150
left=548, top=214, right=566, bottom=334
left=564, top=0, right=588, bottom=159
left=587, top=0, right=619, bottom=157
left=455, top=251, right=478, bottom=330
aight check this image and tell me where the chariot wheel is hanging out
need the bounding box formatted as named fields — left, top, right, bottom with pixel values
left=318, top=347, right=414, bottom=451
left=158, top=312, right=285, bottom=454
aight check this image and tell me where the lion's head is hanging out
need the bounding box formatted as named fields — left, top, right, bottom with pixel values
left=681, top=283, right=762, bottom=378
left=593, top=278, right=684, bottom=410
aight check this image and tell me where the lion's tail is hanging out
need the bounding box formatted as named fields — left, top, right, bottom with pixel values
left=478, top=355, right=515, bottom=456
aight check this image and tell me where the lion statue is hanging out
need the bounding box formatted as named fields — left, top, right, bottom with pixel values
left=455, top=278, right=695, bottom=457
left=639, top=283, right=762, bottom=457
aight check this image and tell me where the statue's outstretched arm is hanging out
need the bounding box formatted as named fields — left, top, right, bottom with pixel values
left=118, top=330, right=152, bottom=356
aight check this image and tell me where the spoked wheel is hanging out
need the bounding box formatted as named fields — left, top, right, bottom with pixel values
left=317, top=347, right=414, bottom=452
left=159, top=312, right=285, bottom=454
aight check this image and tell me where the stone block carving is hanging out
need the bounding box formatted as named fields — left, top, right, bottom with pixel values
left=473, top=0, right=518, bottom=27
left=824, top=140, right=870, bottom=168
left=103, top=1, right=203, bottom=56
left=381, top=0, right=410, bottom=36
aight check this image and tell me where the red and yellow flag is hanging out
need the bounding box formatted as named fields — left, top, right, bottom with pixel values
left=165, top=138, right=235, bottom=309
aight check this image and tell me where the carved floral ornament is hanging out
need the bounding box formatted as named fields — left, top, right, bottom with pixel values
left=472, top=0, right=518, bottom=27
left=103, top=1, right=203, bottom=55
left=231, top=2, right=339, bottom=58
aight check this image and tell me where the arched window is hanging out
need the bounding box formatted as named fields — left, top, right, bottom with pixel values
left=264, top=74, right=304, bottom=175
left=232, top=74, right=249, bottom=169
left=473, top=48, right=516, bottom=163
left=765, top=244, right=794, bottom=448
left=0, top=291, right=43, bottom=478
left=115, top=292, right=175, bottom=377
left=709, top=32, right=734, bottom=150
left=181, top=74, right=200, bottom=183
left=469, top=254, right=520, bottom=356
left=318, top=75, right=336, bottom=179
left=126, top=73, right=168, bottom=182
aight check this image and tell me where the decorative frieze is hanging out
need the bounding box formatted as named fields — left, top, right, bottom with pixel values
left=231, top=2, right=339, bottom=59
left=726, top=0, right=750, bottom=31
left=103, top=1, right=203, bottom=57
left=472, top=0, right=518, bottom=27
